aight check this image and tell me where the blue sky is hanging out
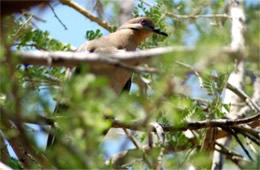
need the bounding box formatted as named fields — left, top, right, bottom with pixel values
left=31, top=0, right=156, bottom=47
left=31, top=0, right=109, bottom=47
left=31, top=0, right=259, bottom=47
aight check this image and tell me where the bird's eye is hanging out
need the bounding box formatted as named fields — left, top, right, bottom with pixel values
left=139, top=19, right=146, bottom=25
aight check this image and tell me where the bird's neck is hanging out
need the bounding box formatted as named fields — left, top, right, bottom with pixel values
left=133, top=29, right=153, bottom=44
left=116, top=28, right=152, bottom=50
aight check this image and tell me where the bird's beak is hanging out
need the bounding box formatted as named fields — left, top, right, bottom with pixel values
left=142, top=23, right=168, bottom=37
left=152, top=28, right=168, bottom=37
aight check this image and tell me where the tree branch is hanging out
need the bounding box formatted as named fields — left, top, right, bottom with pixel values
left=108, top=113, right=260, bottom=132
left=212, top=0, right=247, bottom=169
left=59, top=0, right=114, bottom=31
left=226, top=82, right=260, bottom=113
left=214, top=142, right=249, bottom=168
left=123, top=128, right=152, bottom=168
left=14, top=46, right=241, bottom=74
left=16, top=46, right=192, bottom=64
left=139, top=0, right=231, bottom=19
left=166, top=12, right=231, bottom=19
left=48, top=3, right=68, bottom=30
left=14, top=46, right=193, bottom=74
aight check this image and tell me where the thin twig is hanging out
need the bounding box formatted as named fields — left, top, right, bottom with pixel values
left=22, top=11, right=46, bottom=22
left=226, top=82, right=260, bottom=113
left=166, top=12, right=231, bottom=19
left=221, top=127, right=253, bottom=160
left=215, top=142, right=244, bottom=158
left=139, top=0, right=231, bottom=19
left=214, top=143, right=249, bottom=168
left=178, top=148, right=194, bottom=168
left=246, top=137, right=257, bottom=154
left=234, top=125, right=259, bottom=139
left=59, top=0, right=114, bottom=31
left=123, top=128, right=152, bottom=168
left=233, top=127, right=260, bottom=145
left=139, top=0, right=154, bottom=7
left=176, top=61, right=204, bottom=88
left=48, top=3, right=68, bottom=30
left=13, top=15, right=32, bottom=37
left=237, top=77, right=260, bottom=117
left=178, top=93, right=245, bottom=106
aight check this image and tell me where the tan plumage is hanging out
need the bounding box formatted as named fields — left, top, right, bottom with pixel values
left=76, top=17, right=167, bottom=94
left=47, top=17, right=167, bottom=148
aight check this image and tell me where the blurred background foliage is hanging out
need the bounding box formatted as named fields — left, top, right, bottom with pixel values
left=0, top=0, right=259, bottom=169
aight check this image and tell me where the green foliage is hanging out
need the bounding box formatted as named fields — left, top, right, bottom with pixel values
left=134, top=2, right=168, bottom=48
left=1, top=1, right=259, bottom=169
left=18, top=29, right=71, bottom=51
left=6, top=158, right=23, bottom=169
left=200, top=72, right=229, bottom=118
left=85, top=29, right=103, bottom=41
left=190, top=151, right=212, bottom=169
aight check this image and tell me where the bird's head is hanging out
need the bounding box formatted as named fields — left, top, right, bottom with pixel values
left=118, top=17, right=168, bottom=37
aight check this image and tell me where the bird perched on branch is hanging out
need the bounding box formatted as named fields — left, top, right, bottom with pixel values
left=47, top=17, right=167, bottom=147
left=76, top=17, right=168, bottom=93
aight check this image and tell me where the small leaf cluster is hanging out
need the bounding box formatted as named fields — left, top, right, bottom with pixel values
left=134, top=2, right=168, bottom=49
left=18, top=29, right=71, bottom=51
left=85, top=29, right=103, bottom=41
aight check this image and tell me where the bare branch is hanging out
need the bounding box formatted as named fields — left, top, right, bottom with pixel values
left=139, top=0, right=231, bottom=19
left=14, top=46, right=241, bottom=73
left=16, top=46, right=192, bottom=64
left=214, top=142, right=249, bottom=168
left=236, top=77, right=260, bottom=117
left=13, top=15, right=32, bottom=37
left=221, top=127, right=253, bottom=160
left=107, top=113, right=260, bottom=132
left=48, top=3, right=68, bottom=30
left=14, top=46, right=193, bottom=73
left=22, top=11, right=46, bottom=22
left=123, top=128, right=152, bottom=168
left=166, top=12, right=231, bottom=20
left=226, top=82, right=260, bottom=113
left=215, top=142, right=244, bottom=159
left=139, top=0, right=154, bottom=7
left=176, top=61, right=204, bottom=88
left=59, top=0, right=114, bottom=31
left=178, top=93, right=245, bottom=106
